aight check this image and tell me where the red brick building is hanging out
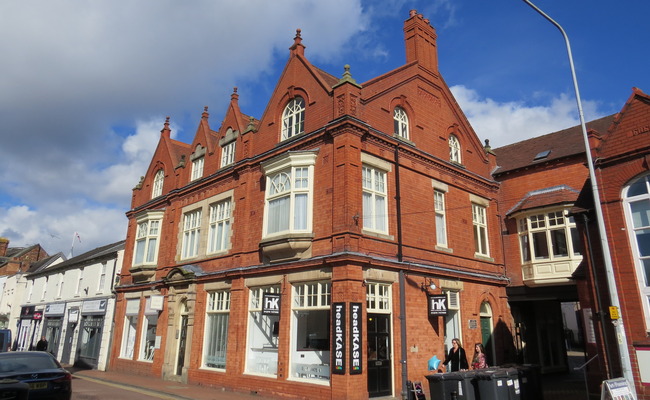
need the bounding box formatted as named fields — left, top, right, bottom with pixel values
left=573, top=88, right=650, bottom=398
left=109, top=10, right=515, bottom=399
left=493, top=115, right=614, bottom=373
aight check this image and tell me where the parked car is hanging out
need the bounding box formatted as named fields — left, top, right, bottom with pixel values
left=0, top=351, right=71, bottom=400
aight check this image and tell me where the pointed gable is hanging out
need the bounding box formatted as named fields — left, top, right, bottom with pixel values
left=594, top=88, right=650, bottom=162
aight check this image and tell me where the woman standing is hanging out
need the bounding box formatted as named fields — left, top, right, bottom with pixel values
left=443, top=338, right=469, bottom=372
left=472, top=343, right=488, bottom=369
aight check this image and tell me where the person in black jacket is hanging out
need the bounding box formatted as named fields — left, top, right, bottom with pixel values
left=36, top=336, right=48, bottom=351
left=443, top=338, right=469, bottom=372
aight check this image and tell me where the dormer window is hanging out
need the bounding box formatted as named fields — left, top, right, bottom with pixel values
left=219, top=128, right=238, bottom=168
left=449, top=134, right=461, bottom=164
left=281, top=97, right=305, bottom=141
left=190, top=144, right=206, bottom=181
left=393, top=107, right=409, bottom=140
left=152, top=169, right=164, bottom=198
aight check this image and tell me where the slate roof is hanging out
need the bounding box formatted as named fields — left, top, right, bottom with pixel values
left=493, top=115, right=616, bottom=175
left=507, top=185, right=581, bottom=216
left=25, top=252, right=65, bottom=274
left=0, top=244, right=43, bottom=268
left=28, top=240, right=125, bottom=276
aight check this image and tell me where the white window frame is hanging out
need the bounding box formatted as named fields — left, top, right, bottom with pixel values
left=120, top=299, right=140, bottom=359
left=133, top=211, right=163, bottom=266
left=281, top=97, right=305, bottom=141
left=434, top=190, right=448, bottom=248
left=517, top=208, right=581, bottom=263
left=98, top=262, right=107, bottom=292
left=472, top=202, right=489, bottom=257
left=449, top=134, right=461, bottom=164
left=139, top=298, right=158, bottom=362
left=261, top=152, right=316, bottom=238
left=393, top=107, right=409, bottom=140
left=181, top=209, right=202, bottom=259
left=152, top=169, right=164, bottom=198
left=208, top=199, right=232, bottom=254
left=191, top=156, right=204, bottom=181
left=290, top=281, right=331, bottom=382
left=246, top=285, right=281, bottom=376
left=221, top=141, right=235, bottom=168
left=442, top=289, right=462, bottom=354
left=366, top=282, right=392, bottom=313
left=362, top=164, right=388, bottom=234
left=75, top=268, right=84, bottom=296
left=56, top=272, right=65, bottom=299
left=623, top=174, right=650, bottom=329
left=202, top=290, right=230, bottom=370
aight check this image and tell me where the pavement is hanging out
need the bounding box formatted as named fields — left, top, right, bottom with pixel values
left=69, top=366, right=270, bottom=400
left=66, top=352, right=590, bottom=400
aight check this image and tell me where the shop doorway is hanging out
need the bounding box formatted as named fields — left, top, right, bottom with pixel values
left=175, top=302, right=189, bottom=376
left=367, top=313, right=391, bottom=398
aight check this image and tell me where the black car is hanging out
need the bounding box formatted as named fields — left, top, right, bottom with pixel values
left=0, top=351, right=71, bottom=400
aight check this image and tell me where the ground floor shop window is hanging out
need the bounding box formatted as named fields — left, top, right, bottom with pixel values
left=120, top=299, right=140, bottom=359
left=79, top=316, right=103, bottom=359
left=246, top=286, right=280, bottom=375
left=203, top=290, right=230, bottom=369
left=443, top=290, right=461, bottom=354
left=139, top=298, right=158, bottom=362
left=291, top=281, right=330, bottom=381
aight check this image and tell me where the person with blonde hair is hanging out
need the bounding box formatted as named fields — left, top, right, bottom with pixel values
left=443, top=338, right=468, bottom=372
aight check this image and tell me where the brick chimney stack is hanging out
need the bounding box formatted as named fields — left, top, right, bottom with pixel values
left=404, top=10, right=438, bottom=73
left=0, top=237, right=8, bottom=257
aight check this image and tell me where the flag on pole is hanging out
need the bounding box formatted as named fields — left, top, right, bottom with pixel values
left=69, top=232, right=82, bottom=258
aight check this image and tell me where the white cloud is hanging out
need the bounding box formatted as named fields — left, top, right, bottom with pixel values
left=450, top=85, right=603, bottom=148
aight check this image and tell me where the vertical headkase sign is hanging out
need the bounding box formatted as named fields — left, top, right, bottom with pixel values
left=332, top=302, right=345, bottom=375
left=262, top=293, right=281, bottom=316
left=350, top=302, right=362, bottom=374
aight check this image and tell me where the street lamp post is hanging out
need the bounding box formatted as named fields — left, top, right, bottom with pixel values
left=521, top=0, right=636, bottom=395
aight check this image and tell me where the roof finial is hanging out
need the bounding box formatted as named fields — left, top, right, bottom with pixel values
left=231, top=87, right=239, bottom=102
left=161, top=116, right=171, bottom=138
left=290, top=28, right=305, bottom=56
left=202, top=106, right=209, bottom=120
left=333, top=64, right=361, bottom=89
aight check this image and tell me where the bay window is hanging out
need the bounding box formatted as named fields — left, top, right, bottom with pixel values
left=133, top=212, right=163, bottom=266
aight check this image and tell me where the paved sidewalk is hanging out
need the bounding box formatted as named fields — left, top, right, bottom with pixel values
left=70, top=367, right=272, bottom=400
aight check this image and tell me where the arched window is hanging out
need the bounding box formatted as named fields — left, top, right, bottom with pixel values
left=152, top=169, right=164, bottom=198
left=449, top=134, right=461, bottom=163
left=623, top=174, right=650, bottom=328
left=393, top=107, right=409, bottom=140
left=281, top=97, right=305, bottom=141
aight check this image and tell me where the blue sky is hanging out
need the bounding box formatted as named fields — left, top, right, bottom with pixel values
left=0, top=0, right=648, bottom=255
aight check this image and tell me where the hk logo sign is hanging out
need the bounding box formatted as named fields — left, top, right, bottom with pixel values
left=262, top=293, right=281, bottom=316
left=428, top=295, right=448, bottom=316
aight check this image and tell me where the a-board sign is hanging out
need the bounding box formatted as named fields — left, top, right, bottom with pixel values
left=601, top=378, right=636, bottom=400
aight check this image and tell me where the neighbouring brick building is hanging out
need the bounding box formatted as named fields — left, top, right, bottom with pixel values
left=493, top=115, right=614, bottom=373
left=109, top=10, right=516, bottom=399
left=573, top=88, right=650, bottom=399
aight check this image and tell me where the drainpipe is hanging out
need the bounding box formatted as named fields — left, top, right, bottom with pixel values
left=394, top=146, right=408, bottom=400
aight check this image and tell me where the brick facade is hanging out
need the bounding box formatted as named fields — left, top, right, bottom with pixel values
left=109, top=10, right=516, bottom=400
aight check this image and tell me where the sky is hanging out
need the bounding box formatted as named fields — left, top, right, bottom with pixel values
left=1, top=0, right=648, bottom=257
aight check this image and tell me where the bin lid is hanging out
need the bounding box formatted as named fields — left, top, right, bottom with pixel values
left=476, top=369, right=509, bottom=379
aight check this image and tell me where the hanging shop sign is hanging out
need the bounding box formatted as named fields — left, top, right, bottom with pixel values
left=19, top=306, right=35, bottom=319
left=428, top=295, right=448, bottom=316
left=332, top=302, right=345, bottom=375
left=68, top=308, right=79, bottom=324
left=262, top=293, right=281, bottom=316
left=350, top=302, right=362, bottom=375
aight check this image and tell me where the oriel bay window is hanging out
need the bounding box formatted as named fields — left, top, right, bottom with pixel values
left=291, top=281, right=331, bottom=381
left=133, top=212, right=163, bottom=266
left=203, top=290, right=230, bottom=369
left=246, top=285, right=281, bottom=376
left=260, top=152, right=317, bottom=262
left=517, top=209, right=581, bottom=262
